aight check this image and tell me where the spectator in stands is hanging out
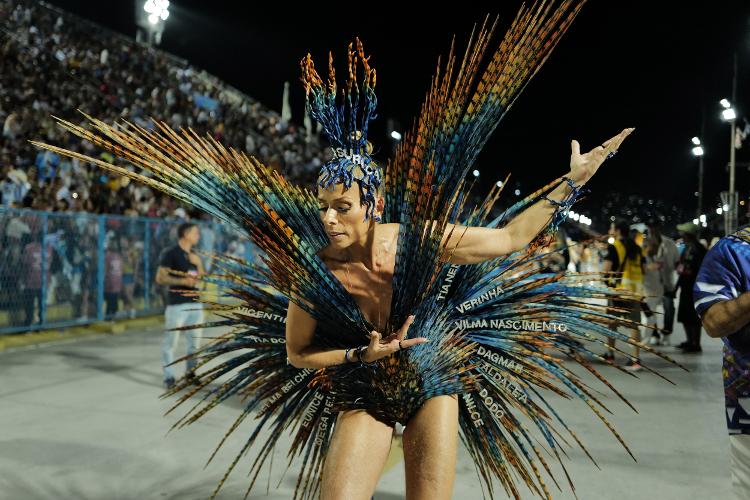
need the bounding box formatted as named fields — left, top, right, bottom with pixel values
left=3, top=112, right=22, bottom=140
left=0, top=168, right=30, bottom=207
left=0, top=208, right=30, bottom=325
left=0, top=0, right=326, bottom=216
left=21, top=233, right=52, bottom=325
left=120, top=234, right=137, bottom=318
left=104, top=235, right=123, bottom=318
left=35, top=149, right=59, bottom=185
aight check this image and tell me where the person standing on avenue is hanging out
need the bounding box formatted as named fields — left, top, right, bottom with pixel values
left=646, top=219, right=680, bottom=344
left=602, top=220, right=644, bottom=371
left=675, top=222, right=707, bottom=353
left=694, top=226, right=750, bottom=498
left=642, top=237, right=665, bottom=345
left=155, top=222, right=204, bottom=389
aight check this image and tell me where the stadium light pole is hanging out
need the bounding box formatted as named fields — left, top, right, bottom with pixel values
left=720, top=52, right=739, bottom=235
left=136, top=0, right=170, bottom=46
left=721, top=94, right=738, bottom=235
left=691, top=136, right=704, bottom=219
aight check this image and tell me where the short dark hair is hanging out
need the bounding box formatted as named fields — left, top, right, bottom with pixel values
left=613, top=219, right=630, bottom=237
left=613, top=219, right=641, bottom=261
left=177, top=222, right=198, bottom=239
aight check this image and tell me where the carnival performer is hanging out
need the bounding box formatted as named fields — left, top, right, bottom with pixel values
left=33, top=2, right=672, bottom=499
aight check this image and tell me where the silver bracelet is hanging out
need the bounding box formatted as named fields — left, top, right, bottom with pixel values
left=357, top=345, right=375, bottom=366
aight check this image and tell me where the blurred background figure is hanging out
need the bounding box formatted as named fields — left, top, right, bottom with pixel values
left=155, top=222, right=204, bottom=389
left=603, top=219, right=644, bottom=371
left=647, top=219, right=680, bottom=344
left=120, top=234, right=137, bottom=319
left=104, top=234, right=123, bottom=319
left=643, top=236, right=665, bottom=344
left=675, top=222, right=707, bottom=353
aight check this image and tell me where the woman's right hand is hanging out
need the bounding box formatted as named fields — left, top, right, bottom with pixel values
left=361, top=315, right=428, bottom=363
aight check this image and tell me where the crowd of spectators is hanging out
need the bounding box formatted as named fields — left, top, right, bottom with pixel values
left=0, top=0, right=325, bottom=215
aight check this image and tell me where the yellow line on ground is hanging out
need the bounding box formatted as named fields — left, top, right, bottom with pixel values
left=0, top=316, right=163, bottom=352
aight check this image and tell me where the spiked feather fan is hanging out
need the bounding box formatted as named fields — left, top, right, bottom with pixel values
left=32, top=1, right=680, bottom=499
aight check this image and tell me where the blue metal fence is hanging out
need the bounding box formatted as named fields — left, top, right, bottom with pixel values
left=0, top=208, right=257, bottom=335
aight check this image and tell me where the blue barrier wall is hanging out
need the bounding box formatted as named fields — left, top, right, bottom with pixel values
left=0, top=208, right=256, bottom=334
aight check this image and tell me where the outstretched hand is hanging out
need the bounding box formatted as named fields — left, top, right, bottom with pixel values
left=361, top=315, right=428, bottom=363
left=569, top=128, right=635, bottom=186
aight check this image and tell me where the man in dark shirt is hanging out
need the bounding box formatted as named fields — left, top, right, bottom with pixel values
left=675, top=222, right=707, bottom=352
left=156, top=222, right=205, bottom=389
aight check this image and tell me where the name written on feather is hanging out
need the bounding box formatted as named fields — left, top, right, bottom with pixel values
left=314, top=397, right=335, bottom=446
left=480, top=360, right=528, bottom=404
left=301, top=392, right=325, bottom=428
left=239, top=307, right=287, bottom=324
left=454, top=319, right=568, bottom=333
left=455, top=285, right=505, bottom=313
left=259, top=369, right=313, bottom=414
left=478, top=387, right=506, bottom=422
left=437, top=265, right=460, bottom=301
left=475, top=346, right=524, bottom=375
left=462, top=392, right=486, bottom=427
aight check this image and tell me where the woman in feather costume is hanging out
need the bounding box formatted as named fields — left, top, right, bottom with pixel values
left=33, top=1, right=673, bottom=499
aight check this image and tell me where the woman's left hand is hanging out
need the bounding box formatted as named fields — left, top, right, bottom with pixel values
left=568, top=127, right=635, bottom=185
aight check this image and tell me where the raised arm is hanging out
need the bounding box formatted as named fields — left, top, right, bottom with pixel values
left=442, top=128, right=634, bottom=265
left=442, top=176, right=576, bottom=264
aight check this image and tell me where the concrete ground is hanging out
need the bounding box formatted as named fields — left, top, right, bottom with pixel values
left=0, top=320, right=731, bottom=500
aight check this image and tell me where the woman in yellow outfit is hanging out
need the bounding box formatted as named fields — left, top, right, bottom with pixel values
left=603, top=219, right=645, bottom=371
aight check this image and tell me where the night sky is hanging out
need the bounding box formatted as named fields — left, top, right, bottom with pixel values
left=48, top=1, right=750, bottom=225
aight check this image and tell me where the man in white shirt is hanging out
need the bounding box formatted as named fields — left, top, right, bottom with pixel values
left=647, top=220, right=680, bottom=345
